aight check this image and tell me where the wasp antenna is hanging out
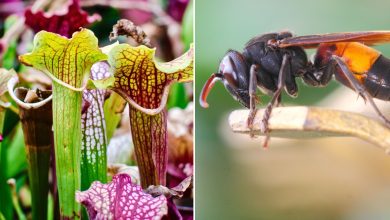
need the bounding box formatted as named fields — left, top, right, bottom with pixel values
left=199, top=73, right=222, bottom=108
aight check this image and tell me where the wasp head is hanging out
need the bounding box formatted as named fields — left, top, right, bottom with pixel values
left=199, top=50, right=250, bottom=108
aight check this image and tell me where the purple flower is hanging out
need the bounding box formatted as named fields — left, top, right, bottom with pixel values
left=76, top=173, right=168, bottom=220
left=0, top=0, right=24, bottom=19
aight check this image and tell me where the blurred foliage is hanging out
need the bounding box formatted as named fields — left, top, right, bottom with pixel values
left=1, top=109, right=24, bottom=220
left=196, top=0, right=390, bottom=219
left=167, top=83, right=188, bottom=109
left=86, top=6, right=121, bottom=46
left=167, top=0, right=193, bottom=110
left=5, top=125, right=26, bottom=178
left=3, top=16, right=18, bottom=69
left=181, top=0, right=193, bottom=50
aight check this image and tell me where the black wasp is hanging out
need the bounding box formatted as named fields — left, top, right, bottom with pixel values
left=200, top=31, right=390, bottom=146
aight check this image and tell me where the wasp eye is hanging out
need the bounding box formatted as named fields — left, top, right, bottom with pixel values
left=219, top=55, right=234, bottom=74
left=219, top=55, right=239, bottom=88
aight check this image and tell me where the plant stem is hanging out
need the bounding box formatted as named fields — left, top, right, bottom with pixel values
left=18, top=29, right=107, bottom=219
left=81, top=89, right=108, bottom=190
left=104, top=92, right=126, bottom=142
left=129, top=106, right=167, bottom=188
left=0, top=108, right=12, bottom=220
left=8, top=179, right=26, bottom=220
left=52, top=81, right=82, bottom=219
left=15, top=88, right=52, bottom=220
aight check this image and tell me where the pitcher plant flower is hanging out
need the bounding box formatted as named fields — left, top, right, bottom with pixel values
left=8, top=75, right=53, bottom=220
left=19, top=29, right=107, bottom=219
left=105, top=42, right=194, bottom=188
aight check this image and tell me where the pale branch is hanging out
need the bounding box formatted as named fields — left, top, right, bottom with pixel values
left=229, top=106, right=390, bottom=152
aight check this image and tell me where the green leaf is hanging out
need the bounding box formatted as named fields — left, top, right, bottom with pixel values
left=166, top=83, right=188, bottom=109
left=86, top=75, right=115, bottom=90
left=5, top=124, right=26, bottom=178
left=2, top=41, right=17, bottom=69
left=0, top=68, right=17, bottom=220
left=104, top=91, right=126, bottom=142
left=19, top=29, right=107, bottom=219
left=2, top=15, right=19, bottom=69
left=0, top=109, right=12, bottom=220
left=81, top=62, right=109, bottom=189
left=0, top=212, right=5, bottom=220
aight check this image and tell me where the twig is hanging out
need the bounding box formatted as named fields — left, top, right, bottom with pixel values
left=110, top=19, right=152, bottom=47
left=229, top=106, right=390, bottom=152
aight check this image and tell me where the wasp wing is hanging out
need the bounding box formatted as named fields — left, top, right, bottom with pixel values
left=279, top=31, right=390, bottom=48
left=245, top=32, right=292, bottom=48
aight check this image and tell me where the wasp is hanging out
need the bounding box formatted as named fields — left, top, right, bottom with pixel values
left=199, top=31, right=390, bottom=147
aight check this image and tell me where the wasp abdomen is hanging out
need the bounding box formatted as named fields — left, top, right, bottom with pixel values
left=365, top=55, right=390, bottom=100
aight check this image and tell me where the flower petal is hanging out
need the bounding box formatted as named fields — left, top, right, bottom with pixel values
left=76, top=173, right=168, bottom=220
left=108, top=44, right=193, bottom=114
left=24, top=0, right=100, bottom=38
left=19, top=29, right=107, bottom=88
left=0, top=68, right=16, bottom=96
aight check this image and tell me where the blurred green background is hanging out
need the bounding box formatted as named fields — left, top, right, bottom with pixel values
left=195, top=0, right=390, bottom=219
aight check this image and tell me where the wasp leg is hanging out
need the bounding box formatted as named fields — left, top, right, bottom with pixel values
left=276, top=95, right=282, bottom=107
left=332, top=55, right=390, bottom=127
left=247, top=64, right=259, bottom=137
left=261, top=54, right=291, bottom=147
left=284, top=70, right=298, bottom=98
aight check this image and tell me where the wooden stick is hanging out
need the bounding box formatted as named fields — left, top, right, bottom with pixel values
left=229, top=106, right=390, bottom=152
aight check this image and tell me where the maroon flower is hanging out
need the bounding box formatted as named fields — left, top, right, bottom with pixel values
left=167, top=0, right=190, bottom=23
left=167, top=104, right=193, bottom=188
left=24, top=0, right=100, bottom=37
